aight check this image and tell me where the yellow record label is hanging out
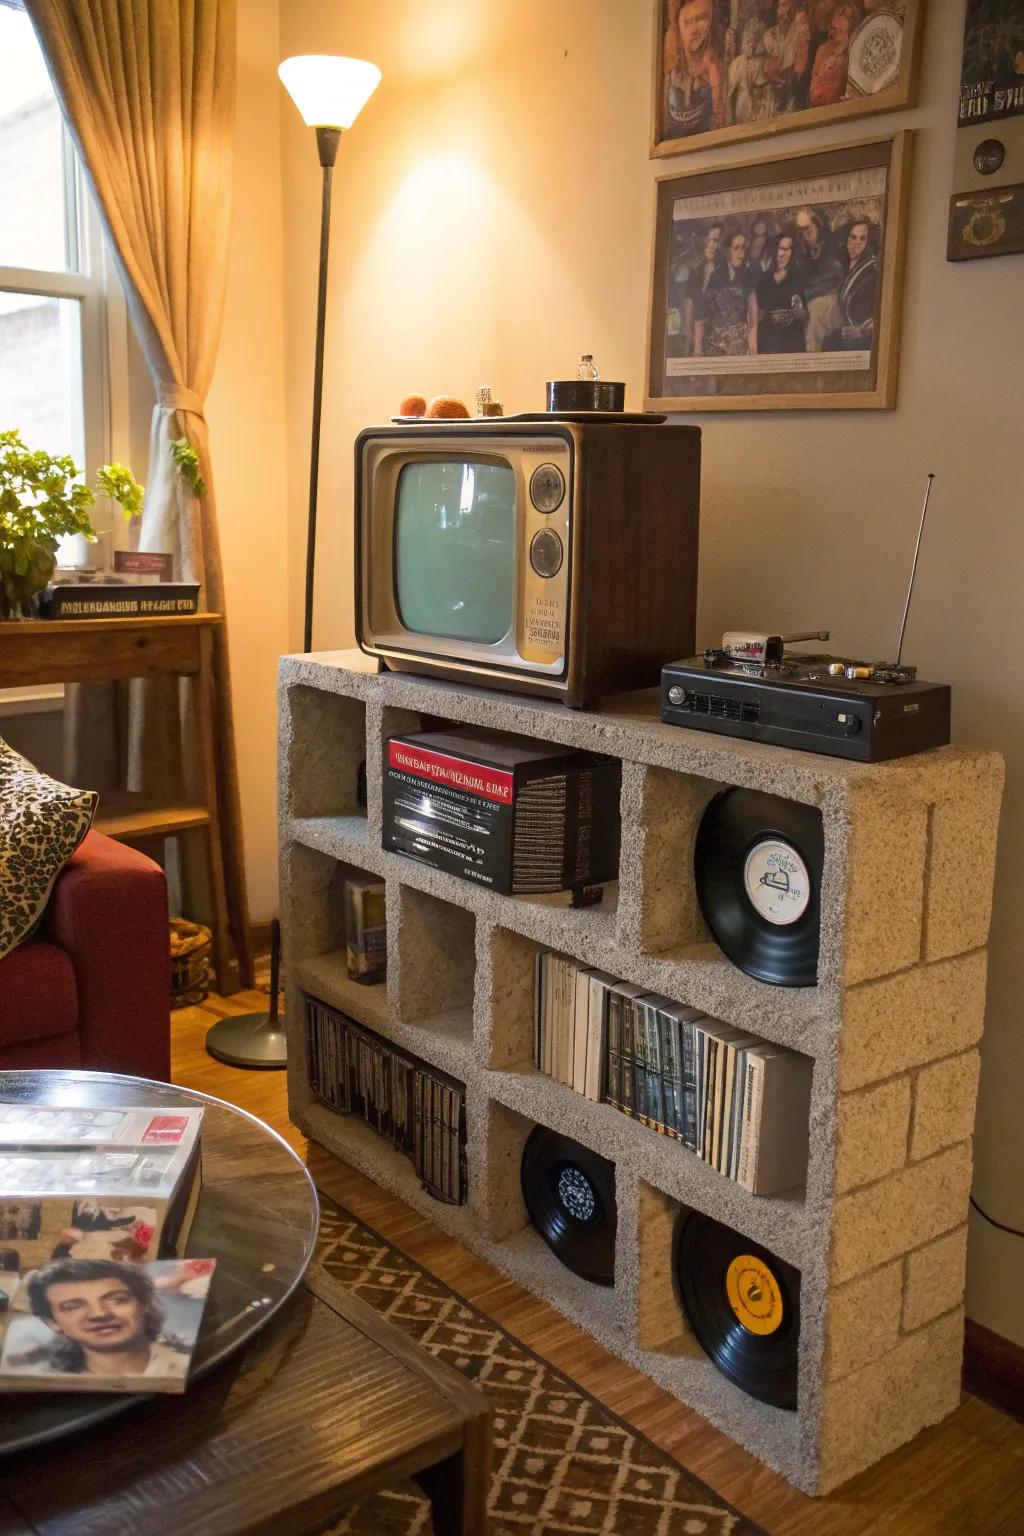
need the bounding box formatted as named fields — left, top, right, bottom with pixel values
left=726, top=1255, right=784, bottom=1336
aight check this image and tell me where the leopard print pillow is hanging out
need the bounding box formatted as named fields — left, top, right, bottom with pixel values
left=0, top=739, right=98, bottom=962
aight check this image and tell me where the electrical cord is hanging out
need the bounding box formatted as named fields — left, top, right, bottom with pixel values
left=970, top=1194, right=1024, bottom=1240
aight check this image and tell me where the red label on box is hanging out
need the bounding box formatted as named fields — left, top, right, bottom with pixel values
left=142, top=1114, right=189, bottom=1144
left=388, top=741, right=514, bottom=804
left=114, top=550, right=173, bottom=579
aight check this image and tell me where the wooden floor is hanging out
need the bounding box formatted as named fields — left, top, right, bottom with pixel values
left=174, top=985, right=1024, bottom=1536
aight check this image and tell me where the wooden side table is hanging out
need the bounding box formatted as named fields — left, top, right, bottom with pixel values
left=0, top=615, right=253, bottom=992
left=0, top=1266, right=492, bottom=1536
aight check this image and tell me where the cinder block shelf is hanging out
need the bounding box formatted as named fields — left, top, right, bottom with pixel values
left=280, top=650, right=1004, bottom=1495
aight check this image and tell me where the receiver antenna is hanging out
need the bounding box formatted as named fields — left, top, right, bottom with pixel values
left=895, top=473, right=934, bottom=669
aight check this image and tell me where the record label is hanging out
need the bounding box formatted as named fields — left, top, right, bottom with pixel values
left=556, top=1165, right=597, bottom=1223
left=726, top=1254, right=784, bottom=1336
left=743, top=839, right=810, bottom=927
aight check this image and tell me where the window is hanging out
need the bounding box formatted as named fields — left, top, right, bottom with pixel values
left=0, top=0, right=109, bottom=487
left=0, top=0, right=139, bottom=717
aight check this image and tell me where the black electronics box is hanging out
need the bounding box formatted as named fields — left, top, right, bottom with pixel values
left=661, top=658, right=951, bottom=762
left=383, top=728, right=621, bottom=895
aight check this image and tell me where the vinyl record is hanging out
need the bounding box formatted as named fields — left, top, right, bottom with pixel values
left=695, top=787, right=824, bottom=987
left=675, top=1210, right=800, bottom=1409
left=521, top=1126, right=616, bottom=1287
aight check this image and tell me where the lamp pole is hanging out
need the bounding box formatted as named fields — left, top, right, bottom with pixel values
left=304, top=124, right=341, bottom=653
left=205, top=59, right=378, bottom=1070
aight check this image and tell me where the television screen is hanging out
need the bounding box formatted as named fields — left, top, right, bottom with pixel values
left=395, top=460, right=516, bottom=644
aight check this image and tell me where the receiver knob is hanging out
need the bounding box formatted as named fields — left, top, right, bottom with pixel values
left=530, top=529, right=563, bottom=578
left=530, top=463, right=565, bottom=513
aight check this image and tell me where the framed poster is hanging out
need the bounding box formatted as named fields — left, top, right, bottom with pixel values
left=651, top=1, right=925, bottom=158
left=958, top=0, right=1024, bottom=128
left=645, top=133, right=911, bottom=412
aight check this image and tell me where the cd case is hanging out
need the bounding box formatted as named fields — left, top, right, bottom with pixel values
left=0, top=1258, right=216, bottom=1394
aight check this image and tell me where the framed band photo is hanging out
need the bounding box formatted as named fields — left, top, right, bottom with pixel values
left=645, top=133, right=911, bottom=412
left=651, top=0, right=924, bottom=159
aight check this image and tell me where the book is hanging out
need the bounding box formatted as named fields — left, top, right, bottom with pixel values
left=0, top=1104, right=203, bottom=1272
left=737, top=1048, right=814, bottom=1197
left=608, top=984, right=649, bottom=1119
left=382, top=727, right=621, bottom=897
left=571, top=968, right=596, bottom=1095
left=0, top=1258, right=216, bottom=1394
left=39, top=583, right=199, bottom=618
left=584, top=973, right=616, bottom=1102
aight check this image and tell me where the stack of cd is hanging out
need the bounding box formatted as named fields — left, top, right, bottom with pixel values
left=306, top=996, right=466, bottom=1204
left=695, top=788, right=824, bottom=987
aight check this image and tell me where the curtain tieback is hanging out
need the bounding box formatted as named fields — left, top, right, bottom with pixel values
left=159, top=383, right=206, bottom=417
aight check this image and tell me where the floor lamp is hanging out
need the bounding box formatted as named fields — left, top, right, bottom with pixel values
left=205, top=55, right=381, bottom=1071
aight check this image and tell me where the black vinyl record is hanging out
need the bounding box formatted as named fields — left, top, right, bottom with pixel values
left=521, top=1127, right=616, bottom=1287
left=675, top=1210, right=800, bottom=1409
left=695, top=787, right=823, bottom=987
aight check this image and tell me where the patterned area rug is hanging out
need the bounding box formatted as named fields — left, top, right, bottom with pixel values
left=316, top=1199, right=767, bottom=1535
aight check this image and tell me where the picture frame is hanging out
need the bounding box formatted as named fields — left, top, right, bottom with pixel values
left=645, top=132, right=911, bottom=412
left=651, top=1, right=925, bottom=159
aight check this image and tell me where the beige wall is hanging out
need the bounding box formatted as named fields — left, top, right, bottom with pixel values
left=274, top=1, right=1023, bottom=1342
left=205, top=0, right=291, bottom=921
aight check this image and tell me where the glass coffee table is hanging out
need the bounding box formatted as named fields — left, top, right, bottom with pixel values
left=0, top=1068, right=319, bottom=1454
left=0, top=1069, right=491, bottom=1535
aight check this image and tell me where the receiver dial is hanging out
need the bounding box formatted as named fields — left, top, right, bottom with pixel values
left=530, top=463, right=565, bottom=513
left=530, top=528, right=563, bottom=578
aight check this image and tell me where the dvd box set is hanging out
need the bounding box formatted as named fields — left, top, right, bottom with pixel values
left=383, top=727, right=621, bottom=898
left=306, top=997, right=466, bottom=1205
left=0, top=1103, right=204, bottom=1272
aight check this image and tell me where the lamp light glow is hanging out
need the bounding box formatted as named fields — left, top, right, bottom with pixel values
left=278, top=54, right=381, bottom=129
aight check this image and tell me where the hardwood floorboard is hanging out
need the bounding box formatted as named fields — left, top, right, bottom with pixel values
left=171, top=988, right=1024, bottom=1536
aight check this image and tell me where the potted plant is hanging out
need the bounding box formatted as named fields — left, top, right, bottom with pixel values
left=0, top=430, right=144, bottom=618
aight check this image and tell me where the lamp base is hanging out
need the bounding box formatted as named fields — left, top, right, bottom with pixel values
left=205, top=1011, right=287, bottom=1069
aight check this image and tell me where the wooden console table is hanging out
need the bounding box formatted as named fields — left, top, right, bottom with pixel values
left=0, top=615, right=252, bottom=992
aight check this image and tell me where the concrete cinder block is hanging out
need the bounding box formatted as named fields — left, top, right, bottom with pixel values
left=392, top=883, right=476, bottom=1022
left=480, top=926, right=540, bottom=1070
left=903, top=1225, right=969, bottom=1334
left=817, top=1309, right=964, bottom=1493
left=843, top=782, right=928, bottom=986
left=834, top=1077, right=911, bottom=1195
left=824, top=1260, right=902, bottom=1381
left=839, top=950, right=988, bottom=1092
left=831, top=1142, right=973, bottom=1284
left=620, top=765, right=721, bottom=956
left=911, top=1051, right=981, bottom=1163
left=922, top=757, right=1004, bottom=963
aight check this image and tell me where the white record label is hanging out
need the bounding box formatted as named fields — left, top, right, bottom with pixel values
left=743, top=839, right=810, bottom=926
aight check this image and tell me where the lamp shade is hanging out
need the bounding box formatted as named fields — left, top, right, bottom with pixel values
left=278, top=55, right=381, bottom=129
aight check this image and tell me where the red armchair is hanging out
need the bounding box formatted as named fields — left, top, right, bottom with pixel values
left=0, top=831, right=170, bottom=1079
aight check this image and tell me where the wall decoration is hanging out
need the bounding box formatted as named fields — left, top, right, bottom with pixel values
left=650, top=0, right=924, bottom=158
left=948, top=182, right=1024, bottom=259
left=645, top=133, right=911, bottom=412
left=958, top=0, right=1024, bottom=127
left=949, top=2, right=1024, bottom=260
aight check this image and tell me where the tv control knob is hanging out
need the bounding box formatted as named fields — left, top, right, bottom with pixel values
left=530, top=463, right=565, bottom=513
left=530, top=528, right=563, bottom=578
left=667, top=685, right=686, bottom=705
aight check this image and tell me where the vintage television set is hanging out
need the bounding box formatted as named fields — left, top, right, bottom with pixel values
left=355, top=419, right=701, bottom=707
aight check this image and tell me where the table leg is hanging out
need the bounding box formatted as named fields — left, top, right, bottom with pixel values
left=413, top=1431, right=490, bottom=1536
